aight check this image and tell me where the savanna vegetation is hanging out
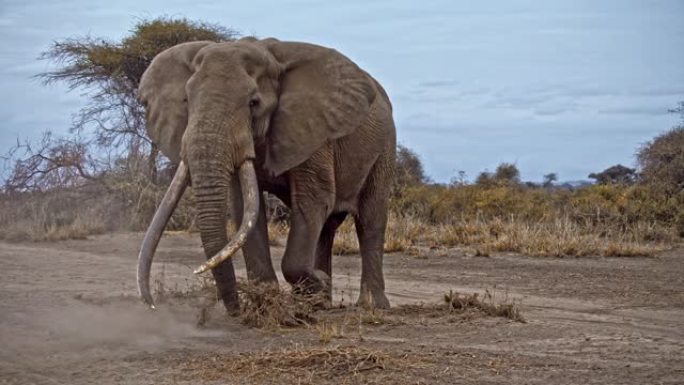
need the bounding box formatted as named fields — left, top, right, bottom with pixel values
left=1, top=17, right=682, bottom=260
left=1, top=18, right=235, bottom=240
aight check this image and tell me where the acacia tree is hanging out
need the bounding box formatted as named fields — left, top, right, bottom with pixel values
left=4, top=132, right=98, bottom=192
left=542, top=173, right=558, bottom=188
left=476, top=162, right=521, bottom=187
left=493, top=163, right=520, bottom=185
left=5, top=18, right=236, bottom=192
left=588, top=164, right=637, bottom=185
left=393, top=144, right=428, bottom=194
left=637, top=102, right=684, bottom=194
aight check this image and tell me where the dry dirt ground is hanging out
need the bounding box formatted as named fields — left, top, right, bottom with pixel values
left=1, top=232, right=683, bottom=384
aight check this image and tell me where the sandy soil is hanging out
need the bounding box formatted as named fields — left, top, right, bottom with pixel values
left=1, top=232, right=682, bottom=384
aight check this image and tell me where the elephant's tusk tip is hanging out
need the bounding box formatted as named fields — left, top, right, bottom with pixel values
left=140, top=298, right=156, bottom=309
left=193, top=265, right=209, bottom=275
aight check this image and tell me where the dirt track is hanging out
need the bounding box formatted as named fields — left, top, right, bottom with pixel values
left=1, top=232, right=683, bottom=384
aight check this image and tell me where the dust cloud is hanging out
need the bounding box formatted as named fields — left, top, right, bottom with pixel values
left=31, top=298, right=224, bottom=351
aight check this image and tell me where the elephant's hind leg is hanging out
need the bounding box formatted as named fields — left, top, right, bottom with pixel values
left=354, top=157, right=391, bottom=309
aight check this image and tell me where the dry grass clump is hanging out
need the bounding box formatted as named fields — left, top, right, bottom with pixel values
left=444, top=290, right=524, bottom=322
left=313, top=307, right=396, bottom=343
left=392, top=290, right=525, bottom=323
left=311, top=290, right=525, bottom=341
left=237, top=346, right=387, bottom=377
left=316, top=320, right=346, bottom=343
left=152, top=276, right=328, bottom=329
left=174, top=345, right=429, bottom=384
left=238, top=280, right=327, bottom=329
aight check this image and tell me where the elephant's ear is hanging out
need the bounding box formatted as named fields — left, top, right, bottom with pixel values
left=138, top=41, right=213, bottom=163
left=260, top=39, right=376, bottom=176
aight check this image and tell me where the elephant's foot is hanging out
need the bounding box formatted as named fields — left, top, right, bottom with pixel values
left=356, top=283, right=390, bottom=309
left=214, top=280, right=240, bottom=315
left=311, top=269, right=331, bottom=292
left=289, top=269, right=332, bottom=309
left=311, top=269, right=333, bottom=309
left=217, top=297, right=239, bottom=316
left=286, top=268, right=330, bottom=293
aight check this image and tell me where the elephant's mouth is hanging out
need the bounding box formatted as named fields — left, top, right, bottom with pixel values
left=136, top=159, right=259, bottom=308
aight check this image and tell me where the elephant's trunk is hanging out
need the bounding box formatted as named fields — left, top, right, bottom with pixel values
left=137, top=161, right=190, bottom=307
left=194, top=160, right=259, bottom=274
left=135, top=150, right=258, bottom=308
left=188, top=152, right=258, bottom=310
left=184, top=105, right=259, bottom=274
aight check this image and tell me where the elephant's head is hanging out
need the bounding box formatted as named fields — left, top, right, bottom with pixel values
left=135, top=38, right=375, bottom=306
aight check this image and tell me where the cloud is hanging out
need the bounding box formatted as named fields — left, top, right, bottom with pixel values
left=533, top=105, right=572, bottom=116
left=598, top=106, right=671, bottom=116
left=416, top=79, right=461, bottom=89
left=637, top=87, right=684, bottom=97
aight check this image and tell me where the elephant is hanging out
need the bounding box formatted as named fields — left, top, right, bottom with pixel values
left=135, top=37, right=395, bottom=312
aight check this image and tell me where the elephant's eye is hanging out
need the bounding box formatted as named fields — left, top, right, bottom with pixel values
left=249, top=96, right=260, bottom=109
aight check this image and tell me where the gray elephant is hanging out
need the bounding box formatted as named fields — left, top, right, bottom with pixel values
left=135, top=37, right=395, bottom=312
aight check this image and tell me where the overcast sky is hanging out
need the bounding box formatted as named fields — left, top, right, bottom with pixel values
left=1, top=0, right=682, bottom=182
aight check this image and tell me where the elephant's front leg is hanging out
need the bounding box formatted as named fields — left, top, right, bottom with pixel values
left=314, top=212, right=348, bottom=302
left=281, top=152, right=335, bottom=293
left=282, top=209, right=330, bottom=292
left=229, top=178, right=278, bottom=284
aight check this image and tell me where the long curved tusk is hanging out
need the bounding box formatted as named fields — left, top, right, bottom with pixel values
left=137, top=161, right=190, bottom=308
left=193, top=160, right=259, bottom=274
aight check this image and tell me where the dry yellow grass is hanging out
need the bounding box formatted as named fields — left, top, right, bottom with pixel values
left=332, top=213, right=421, bottom=255
left=267, top=221, right=288, bottom=246
left=328, top=214, right=665, bottom=258
left=0, top=200, right=105, bottom=242
left=173, top=345, right=432, bottom=384
left=316, top=321, right=345, bottom=343
left=1, top=180, right=672, bottom=259
left=331, top=218, right=358, bottom=255
left=434, top=217, right=666, bottom=258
